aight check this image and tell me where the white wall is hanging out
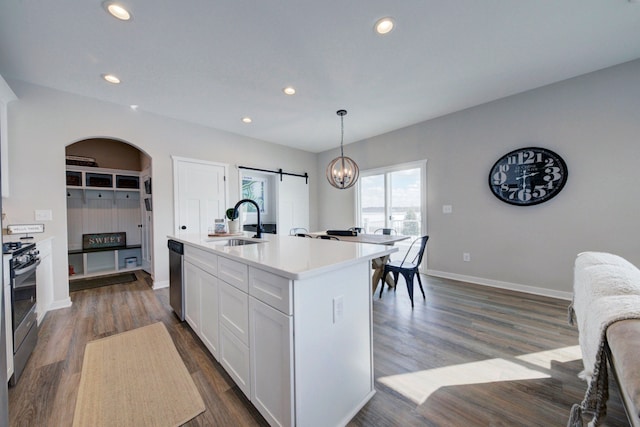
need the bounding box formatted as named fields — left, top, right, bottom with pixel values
left=5, top=58, right=640, bottom=308
left=2, top=80, right=317, bottom=310
left=318, top=59, right=640, bottom=298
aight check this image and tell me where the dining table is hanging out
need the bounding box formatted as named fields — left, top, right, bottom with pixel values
left=309, top=231, right=410, bottom=294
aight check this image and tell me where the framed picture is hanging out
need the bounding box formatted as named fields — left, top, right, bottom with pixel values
left=241, top=176, right=266, bottom=213
left=144, top=178, right=152, bottom=195
left=144, top=198, right=152, bottom=211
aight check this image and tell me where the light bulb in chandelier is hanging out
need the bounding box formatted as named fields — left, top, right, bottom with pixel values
left=326, top=109, right=359, bottom=189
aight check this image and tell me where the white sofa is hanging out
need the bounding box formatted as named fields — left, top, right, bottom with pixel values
left=569, top=251, right=640, bottom=427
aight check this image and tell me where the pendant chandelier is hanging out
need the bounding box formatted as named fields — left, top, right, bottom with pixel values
left=326, top=109, right=359, bottom=189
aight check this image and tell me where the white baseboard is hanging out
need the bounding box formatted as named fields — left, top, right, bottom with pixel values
left=426, top=269, right=573, bottom=301
left=153, top=279, right=169, bottom=290
left=48, top=297, right=73, bottom=311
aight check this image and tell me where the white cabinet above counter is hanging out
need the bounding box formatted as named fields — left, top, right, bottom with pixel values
left=171, top=233, right=396, bottom=427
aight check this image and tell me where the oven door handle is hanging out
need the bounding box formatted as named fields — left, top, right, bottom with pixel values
left=13, top=259, right=41, bottom=277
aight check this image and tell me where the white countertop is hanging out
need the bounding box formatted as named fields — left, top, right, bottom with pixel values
left=169, top=232, right=398, bottom=280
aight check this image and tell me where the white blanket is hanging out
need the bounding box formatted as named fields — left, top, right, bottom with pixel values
left=568, top=252, right=640, bottom=427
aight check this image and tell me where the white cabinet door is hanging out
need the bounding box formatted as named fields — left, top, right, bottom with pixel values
left=36, top=239, right=54, bottom=325
left=276, top=173, right=309, bottom=235
left=250, top=297, right=293, bottom=427
left=219, top=280, right=250, bottom=398
left=173, top=157, right=227, bottom=236
left=200, top=273, right=219, bottom=359
left=184, top=259, right=220, bottom=358
left=219, top=280, right=249, bottom=344
left=183, top=260, right=201, bottom=332
left=220, top=324, right=250, bottom=398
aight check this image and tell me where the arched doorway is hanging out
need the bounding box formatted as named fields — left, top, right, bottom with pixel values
left=65, top=138, right=153, bottom=285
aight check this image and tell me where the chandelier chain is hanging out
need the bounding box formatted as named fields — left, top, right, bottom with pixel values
left=340, top=113, right=345, bottom=158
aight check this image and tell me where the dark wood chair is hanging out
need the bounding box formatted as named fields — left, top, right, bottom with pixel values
left=295, top=233, right=314, bottom=238
left=289, top=227, right=308, bottom=235
left=380, top=235, right=429, bottom=308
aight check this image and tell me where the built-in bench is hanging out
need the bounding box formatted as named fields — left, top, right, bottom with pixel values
left=68, top=232, right=141, bottom=279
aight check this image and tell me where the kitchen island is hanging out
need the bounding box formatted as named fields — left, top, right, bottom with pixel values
left=168, top=232, right=396, bottom=427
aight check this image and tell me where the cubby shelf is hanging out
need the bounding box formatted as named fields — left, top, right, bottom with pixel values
left=68, top=245, right=142, bottom=280
left=66, top=166, right=143, bottom=280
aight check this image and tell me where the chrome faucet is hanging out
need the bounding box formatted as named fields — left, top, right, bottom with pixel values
left=233, top=199, right=263, bottom=238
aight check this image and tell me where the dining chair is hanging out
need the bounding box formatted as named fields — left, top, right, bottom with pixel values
left=290, top=227, right=309, bottom=235
left=379, top=235, right=429, bottom=308
left=317, top=235, right=340, bottom=240
left=295, top=233, right=314, bottom=238
left=374, top=228, right=397, bottom=235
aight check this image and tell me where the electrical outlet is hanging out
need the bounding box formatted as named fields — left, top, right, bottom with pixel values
left=333, top=295, right=344, bottom=323
left=463, top=252, right=471, bottom=262
left=442, top=205, right=453, bottom=214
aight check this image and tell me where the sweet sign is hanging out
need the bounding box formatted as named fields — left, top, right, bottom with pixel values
left=83, top=232, right=126, bottom=250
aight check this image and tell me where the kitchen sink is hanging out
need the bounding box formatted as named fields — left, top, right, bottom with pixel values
left=224, top=238, right=261, bottom=246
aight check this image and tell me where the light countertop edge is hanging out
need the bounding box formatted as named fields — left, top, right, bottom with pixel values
left=168, top=233, right=398, bottom=280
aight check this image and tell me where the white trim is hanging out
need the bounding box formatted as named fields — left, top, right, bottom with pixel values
left=47, top=297, right=73, bottom=311
left=359, top=159, right=428, bottom=177
left=153, top=279, right=169, bottom=290
left=1, top=75, right=17, bottom=197
left=426, top=269, right=573, bottom=301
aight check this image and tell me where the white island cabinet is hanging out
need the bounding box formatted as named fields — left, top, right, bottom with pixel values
left=183, top=245, right=219, bottom=358
left=172, top=233, right=396, bottom=427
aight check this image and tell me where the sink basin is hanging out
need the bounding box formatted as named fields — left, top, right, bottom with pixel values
left=224, top=238, right=261, bottom=246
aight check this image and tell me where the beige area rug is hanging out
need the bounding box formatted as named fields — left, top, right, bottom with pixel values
left=73, top=322, right=205, bottom=427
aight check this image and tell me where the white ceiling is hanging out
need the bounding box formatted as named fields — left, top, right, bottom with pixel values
left=1, top=1, right=640, bottom=153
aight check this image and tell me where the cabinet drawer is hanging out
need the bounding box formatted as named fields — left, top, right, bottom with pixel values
left=218, top=257, right=248, bottom=292
left=249, top=267, right=292, bottom=315
left=220, top=324, right=250, bottom=398
left=219, top=281, right=249, bottom=345
left=184, top=245, right=217, bottom=276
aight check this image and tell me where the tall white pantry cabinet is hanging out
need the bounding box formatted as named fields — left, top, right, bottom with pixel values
left=66, top=166, right=143, bottom=278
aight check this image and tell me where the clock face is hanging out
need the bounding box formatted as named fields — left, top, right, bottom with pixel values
left=488, top=147, right=568, bottom=206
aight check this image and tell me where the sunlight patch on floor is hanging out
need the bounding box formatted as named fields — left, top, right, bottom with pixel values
left=515, top=345, right=582, bottom=369
left=377, top=345, right=581, bottom=405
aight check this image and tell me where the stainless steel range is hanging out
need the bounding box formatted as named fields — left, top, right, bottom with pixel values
left=3, top=241, right=40, bottom=386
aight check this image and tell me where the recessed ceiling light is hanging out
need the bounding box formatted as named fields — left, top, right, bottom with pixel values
left=104, top=2, right=131, bottom=20
left=374, top=17, right=395, bottom=35
left=130, top=104, right=139, bottom=111
left=102, top=74, right=121, bottom=84
left=241, top=117, right=252, bottom=124
left=283, top=87, right=296, bottom=96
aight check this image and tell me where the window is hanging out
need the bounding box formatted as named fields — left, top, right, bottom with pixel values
left=357, top=161, right=427, bottom=262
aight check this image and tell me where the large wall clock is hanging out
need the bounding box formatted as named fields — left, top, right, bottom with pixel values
left=488, top=147, right=568, bottom=206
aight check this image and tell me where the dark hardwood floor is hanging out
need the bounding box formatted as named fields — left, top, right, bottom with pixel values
left=7, top=271, right=628, bottom=426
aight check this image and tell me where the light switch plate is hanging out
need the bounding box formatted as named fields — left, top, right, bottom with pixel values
left=35, top=209, right=53, bottom=221
left=333, top=295, right=344, bottom=323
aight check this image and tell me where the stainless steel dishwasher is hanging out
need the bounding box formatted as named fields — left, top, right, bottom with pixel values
left=167, top=240, right=184, bottom=321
